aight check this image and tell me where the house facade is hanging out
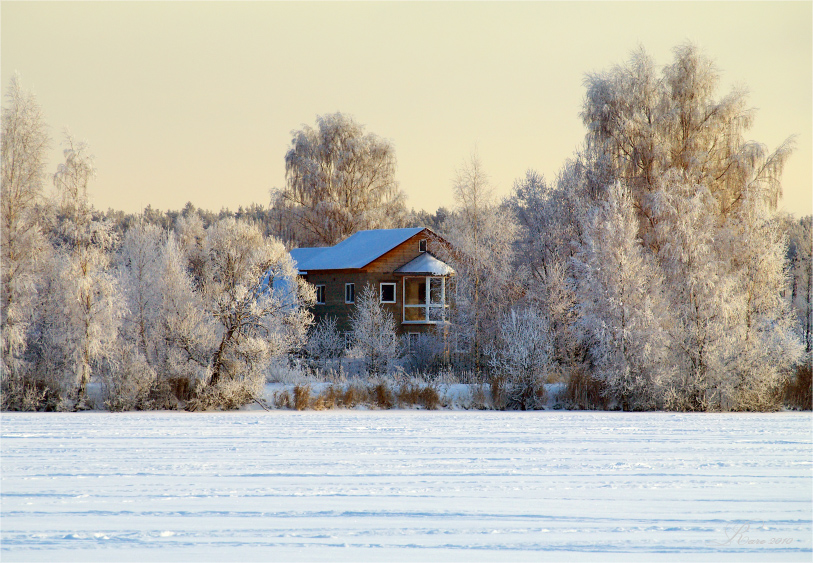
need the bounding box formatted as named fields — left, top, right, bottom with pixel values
left=290, top=227, right=454, bottom=337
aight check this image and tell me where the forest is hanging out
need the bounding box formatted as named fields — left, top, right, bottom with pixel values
left=2, top=43, right=811, bottom=412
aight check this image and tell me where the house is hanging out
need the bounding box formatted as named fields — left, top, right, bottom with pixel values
left=290, top=227, right=454, bottom=337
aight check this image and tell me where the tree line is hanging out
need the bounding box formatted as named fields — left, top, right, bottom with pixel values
left=2, top=43, right=811, bottom=412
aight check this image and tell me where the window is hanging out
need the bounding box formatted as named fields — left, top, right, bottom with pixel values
left=419, top=239, right=427, bottom=253
left=380, top=282, right=396, bottom=303
left=403, top=276, right=447, bottom=323
left=315, top=284, right=326, bottom=305
left=345, top=283, right=355, bottom=304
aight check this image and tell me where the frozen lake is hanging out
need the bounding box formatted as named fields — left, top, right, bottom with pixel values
left=1, top=411, right=811, bottom=562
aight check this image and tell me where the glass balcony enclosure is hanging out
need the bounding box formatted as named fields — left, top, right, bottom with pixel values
left=403, top=276, right=448, bottom=324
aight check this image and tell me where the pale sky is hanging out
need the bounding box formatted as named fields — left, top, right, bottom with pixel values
left=2, top=2, right=811, bottom=217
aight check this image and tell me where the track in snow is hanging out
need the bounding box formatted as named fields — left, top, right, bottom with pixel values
left=2, top=411, right=811, bottom=562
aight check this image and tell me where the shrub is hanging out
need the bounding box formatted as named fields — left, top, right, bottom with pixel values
left=563, top=366, right=607, bottom=410
left=186, top=372, right=264, bottom=411
left=785, top=361, right=812, bottom=410
left=490, top=375, right=506, bottom=410
left=1, top=372, right=48, bottom=411
left=293, top=384, right=311, bottom=410
left=372, top=381, right=394, bottom=409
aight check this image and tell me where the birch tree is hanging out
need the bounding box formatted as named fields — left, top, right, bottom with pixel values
left=1, top=75, right=50, bottom=397
left=45, top=134, right=122, bottom=404
left=582, top=43, right=794, bottom=250
left=117, top=222, right=164, bottom=367
left=574, top=182, right=670, bottom=410
left=580, top=43, right=801, bottom=411
left=438, top=153, right=520, bottom=375
left=201, top=218, right=314, bottom=389
left=283, top=112, right=407, bottom=246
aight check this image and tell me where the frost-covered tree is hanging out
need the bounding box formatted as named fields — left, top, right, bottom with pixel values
left=578, top=43, right=801, bottom=411
left=117, top=222, right=164, bottom=367
left=720, top=197, right=803, bottom=410
left=43, top=134, right=122, bottom=404
left=786, top=216, right=813, bottom=356
left=573, top=182, right=669, bottom=410
left=438, top=153, right=520, bottom=375
left=283, top=112, right=407, bottom=246
left=154, top=236, right=214, bottom=389
left=508, top=165, right=596, bottom=379
left=1, top=75, right=50, bottom=393
left=350, top=283, right=398, bottom=376
left=489, top=307, right=552, bottom=410
left=306, top=316, right=345, bottom=373
left=583, top=43, right=794, bottom=250
left=201, top=218, right=314, bottom=388
left=653, top=176, right=737, bottom=410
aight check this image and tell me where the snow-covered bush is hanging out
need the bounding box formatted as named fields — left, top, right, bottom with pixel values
left=402, top=330, right=446, bottom=375
left=350, top=284, right=398, bottom=376
left=306, top=316, right=344, bottom=372
left=99, top=346, right=156, bottom=412
left=489, top=307, right=552, bottom=410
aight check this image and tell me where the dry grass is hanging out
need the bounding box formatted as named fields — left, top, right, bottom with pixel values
left=563, top=367, right=607, bottom=410
left=372, top=382, right=395, bottom=409
left=470, top=384, right=489, bottom=409
left=490, top=376, right=506, bottom=410
left=293, top=384, right=311, bottom=410
left=396, top=383, right=440, bottom=410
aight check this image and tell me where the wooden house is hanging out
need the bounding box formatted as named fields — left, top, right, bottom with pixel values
left=290, top=227, right=454, bottom=337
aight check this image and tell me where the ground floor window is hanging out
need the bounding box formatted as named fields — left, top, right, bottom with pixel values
left=403, top=276, right=447, bottom=324
left=345, top=283, right=355, bottom=304
left=380, top=282, right=396, bottom=303
left=315, top=284, right=326, bottom=305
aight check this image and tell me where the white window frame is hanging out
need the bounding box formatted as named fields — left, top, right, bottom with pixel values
left=419, top=239, right=427, bottom=253
left=315, top=284, right=326, bottom=305
left=380, top=282, right=397, bottom=304
left=402, top=276, right=447, bottom=324
left=345, top=283, right=355, bottom=304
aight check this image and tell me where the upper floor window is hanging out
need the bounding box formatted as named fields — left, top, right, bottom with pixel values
left=403, top=276, right=447, bottom=323
left=380, top=282, right=396, bottom=303
left=419, top=239, right=427, bottom=253
left=345, top=283, right=355, bottom=304
left=315, top=284, right=326, bottom=305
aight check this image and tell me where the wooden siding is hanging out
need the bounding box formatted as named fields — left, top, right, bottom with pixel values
left=361, top=231, right=428, bottom=273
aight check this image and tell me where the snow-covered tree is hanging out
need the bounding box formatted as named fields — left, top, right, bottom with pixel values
left=579, top=43, right=802, bottom=411
left=489, top=307, right=552, bottom=410
left=786, top=215, right=812, bottom=357
left=438, top=153, right=520, bottom=375
left=306, top=316, right=345, bottom=373
left=350, top=283, right=398, bottom=376
left=201, top=218, right=314, bottom=388
left=582, top=43, right=794, bottom=250
left=154, top=236, right=213, bottom=388
left=652, top=175, right=742, bottom=410
left=573, top=182, right=670, bottom=410
left=282, top=112, right=407, bottom=246
left=44, top=134, right=122, bottom=404
left=1, top=75, right=50, bottom=393
left=117, top=222, right=164, bottom=367
left=720, top=196, right=803, bottom=410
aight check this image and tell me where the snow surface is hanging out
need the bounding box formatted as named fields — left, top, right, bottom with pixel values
left=394, top=252, right=455, bottom=275
left=1, top=411, right=811, bottom=562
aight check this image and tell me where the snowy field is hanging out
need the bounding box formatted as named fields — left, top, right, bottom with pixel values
left=1, top=411, right=811, bottom=562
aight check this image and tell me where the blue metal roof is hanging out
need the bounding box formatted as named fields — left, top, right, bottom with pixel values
left=291, top=228, right=425, bottom=271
